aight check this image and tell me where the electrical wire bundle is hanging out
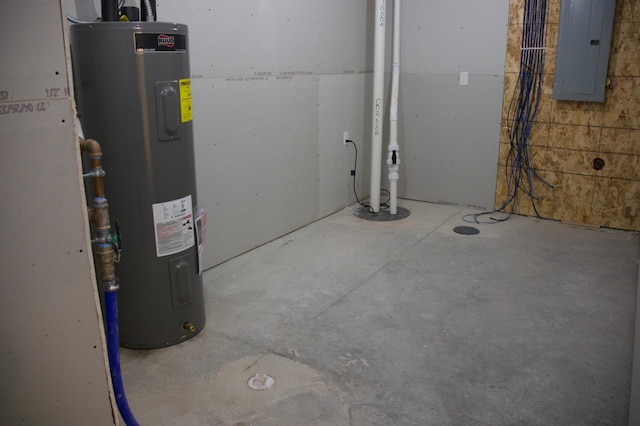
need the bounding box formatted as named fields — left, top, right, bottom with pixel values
left=465, top=0, right=552, bottom=224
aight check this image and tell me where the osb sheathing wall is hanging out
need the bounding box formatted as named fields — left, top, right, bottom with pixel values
left=497, top=0, right=640, bottom=230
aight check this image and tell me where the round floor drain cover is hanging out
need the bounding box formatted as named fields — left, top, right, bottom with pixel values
left=453, top=226, right=480, bottom=235
left=247, top=373, right=275, bottom=390
left=354, top=206, right=411, bottom=221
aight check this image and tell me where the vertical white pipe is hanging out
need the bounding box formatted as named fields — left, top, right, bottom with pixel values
left=387, top=0, right=401, bottom=215
left=369, top=0, right=386, bottom=213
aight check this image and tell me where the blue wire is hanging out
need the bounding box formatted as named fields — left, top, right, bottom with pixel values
left=464, top=0, right=551, bottom=225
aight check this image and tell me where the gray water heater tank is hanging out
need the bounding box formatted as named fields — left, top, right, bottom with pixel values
left=70, top=22, right=205, bottom=349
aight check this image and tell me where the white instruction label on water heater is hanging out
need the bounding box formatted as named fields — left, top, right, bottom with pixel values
left=152, top=195, right=195, bottom=257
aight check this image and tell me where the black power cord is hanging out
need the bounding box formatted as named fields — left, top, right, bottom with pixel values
left=346, top=139, right=390, bottom=213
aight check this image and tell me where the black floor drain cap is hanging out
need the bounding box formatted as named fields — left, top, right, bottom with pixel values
left=453, top=226, right=480, bottom=235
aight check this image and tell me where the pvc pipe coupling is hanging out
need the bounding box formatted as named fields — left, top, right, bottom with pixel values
left=390, top=106, right=399, bottom=121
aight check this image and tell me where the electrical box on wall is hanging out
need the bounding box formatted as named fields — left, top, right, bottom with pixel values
left=552, top=0, right=616, bottom=102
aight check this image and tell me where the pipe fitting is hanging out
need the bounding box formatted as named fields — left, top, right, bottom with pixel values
left=387, top=149, right=400, bottom=167
left=83, top=168, right=106, bottom=179
left=103, top=277, right=119, bottom=292
left=80, top=138, right=102, bottom=157
left=80, top=138, right=120, bottom=290
left=80, top=139, right=105, bottom=198
left=96, top=242, right=117, bottom=291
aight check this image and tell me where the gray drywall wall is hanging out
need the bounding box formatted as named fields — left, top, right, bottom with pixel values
left=0, top=1, right=116, bottom=424
left=158, top=1, right=372, bottom=268
left=630, top=259, right=640, bottom=426
left=66, top=1, right=509, bottom=267
left=397, top=0, right=509, bottom=209
left=319, top=74, right=370, bottom=218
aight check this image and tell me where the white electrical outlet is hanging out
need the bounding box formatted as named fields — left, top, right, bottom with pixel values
left=459, top=71, right=469, bottom=86
left=343, top=131, right=349, bottom=146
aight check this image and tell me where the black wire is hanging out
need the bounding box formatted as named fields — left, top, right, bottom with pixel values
left=463, top=0, right=552, bottom=225
left=346, top=140, right=390, bottom=213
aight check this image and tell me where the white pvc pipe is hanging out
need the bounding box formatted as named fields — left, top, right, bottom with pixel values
left=369, top=0, right=386, bottom=213
left=387, top=0, right=401, bottom=215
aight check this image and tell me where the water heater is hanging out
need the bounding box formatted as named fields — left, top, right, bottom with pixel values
left=70, top=22, right=205, bottom=348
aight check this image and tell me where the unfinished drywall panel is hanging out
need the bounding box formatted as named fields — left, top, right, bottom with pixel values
left=158, top=0, right=368, bottom=78
left=1, top=1, right=69, bottom=101
left=402, top=0, right=510, bottom=76
left=399, top=74, right=505, bottom=208
left=398, top=0, right=509, bottom=209
left=0, top=1, right=115, bottom=424
left=154, top=0, right=370, bottom=268
left=631, top=259, right=640, bottom=426
left=192, top=77, right=320, bottom=267
left=0, top=100, right=115, bottom=425
left=318, top=73, right=369, bottom=218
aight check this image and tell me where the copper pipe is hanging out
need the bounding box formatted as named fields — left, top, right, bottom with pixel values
left=80, top=138, right=118, bottom=292
left=80, top=138, right=105, bottom=198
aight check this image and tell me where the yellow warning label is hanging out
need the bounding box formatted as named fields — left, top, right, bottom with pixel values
left=179, top=78, right=192, bottom=123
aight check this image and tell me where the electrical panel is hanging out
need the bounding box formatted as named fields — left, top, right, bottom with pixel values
left=552, top=0, right=616, bottom=102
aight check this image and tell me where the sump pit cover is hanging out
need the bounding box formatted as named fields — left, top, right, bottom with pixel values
left=354, top=206, right=410, bottom=222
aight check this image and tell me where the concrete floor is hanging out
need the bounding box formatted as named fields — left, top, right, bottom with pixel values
left=120, top=200, right=639, bottom=425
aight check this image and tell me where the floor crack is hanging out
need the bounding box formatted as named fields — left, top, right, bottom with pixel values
left=313, top=207, right=463, bottom=320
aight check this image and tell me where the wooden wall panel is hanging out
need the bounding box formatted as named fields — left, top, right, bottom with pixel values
left=497, top=0, right=640, bottom=230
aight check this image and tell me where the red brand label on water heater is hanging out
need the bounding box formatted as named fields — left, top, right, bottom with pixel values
left=158, top=34, right=175, bottom=48
left=135, top=33, right=186, bottom=52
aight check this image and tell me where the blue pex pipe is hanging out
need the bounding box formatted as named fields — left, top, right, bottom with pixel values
left=105, top=291, right=140, bottom=426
